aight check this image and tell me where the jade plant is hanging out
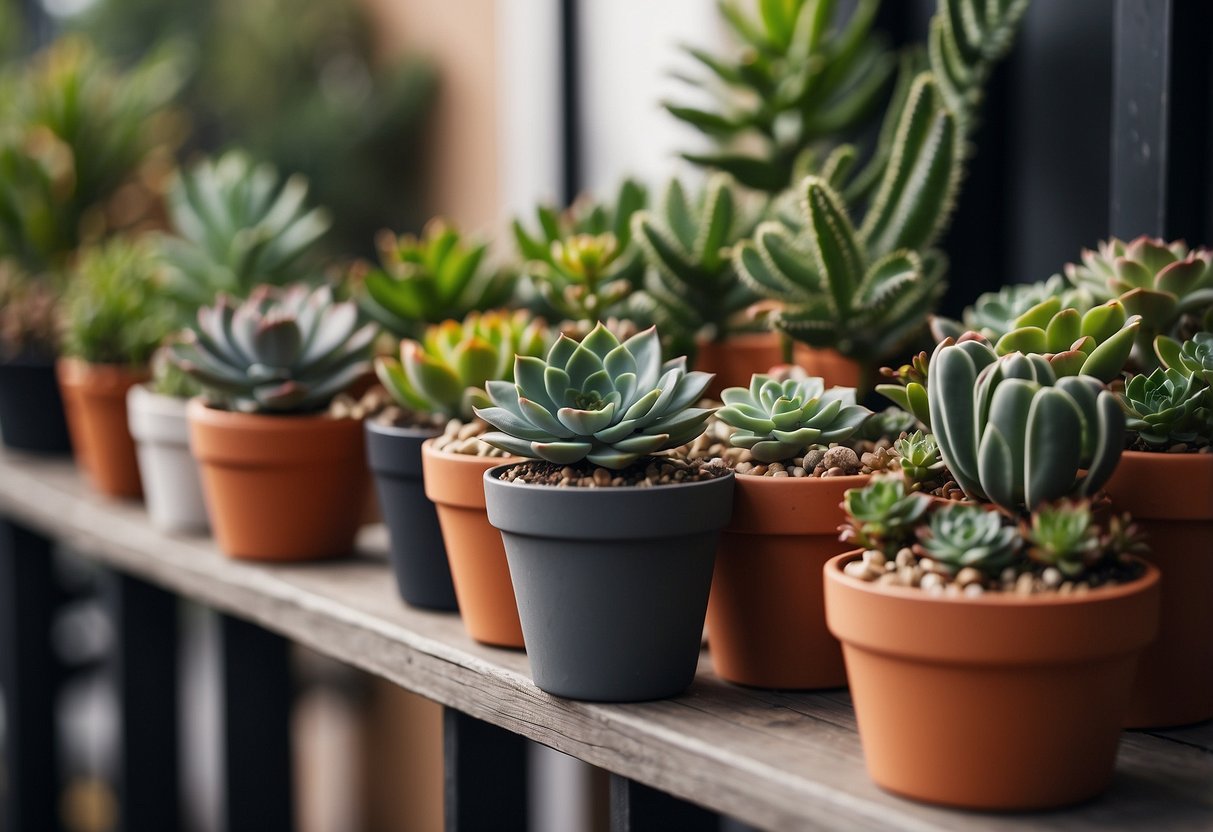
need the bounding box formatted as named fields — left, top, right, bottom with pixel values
left=475, top=323, right=714, bottom=469
left=631, top=175, right=764, bottom=359
left=992, top=298, right=1141, bottom=382
left=375, top=310, right=550, bottom=423
left=358, top=219, right=516, bottom=340
left=158, top=152, right=333, bottom=309
left=916, top=502, right=1021, bottom=576
left=61, top=238, right=174, bottom=367
left=514, top=179, right=648, bottom=322
left=716, top=370, right=870, bottom=462
left=928, top=340, right=1126, bottom=512
left=169, top=283, right=375, bottom=413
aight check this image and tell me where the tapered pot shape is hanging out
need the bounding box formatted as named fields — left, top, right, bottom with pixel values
left=366, top=422, right=457, bottom=611
left=825, top=551, right=1160, bottom=810
left=0, top=356, right=71, bottom=453
left=708, top=473, right=868, bottom=689
left=421, top=440, right=525, bottom=647
left=188, top=400, right=368, bottom=561
left=485, top=465, right=735, bottom=702
left=127, top=386, right=208, bottom=534
left=57, top=358, right=147, bottom=498
left=1104, top=450, right=1213, bottom=728
left=792, top=344, right=861, bottom=389
left=695, top=332, right=783, bottom=399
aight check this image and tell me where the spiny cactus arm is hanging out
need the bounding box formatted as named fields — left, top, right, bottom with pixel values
left=803, top=176, right=864, bottom=318
left=843, top=51, right=923, bottom=206
left=929, top=0, right=1031, bottom=130
left=799, top=0, right=896, bottom=138
left=733, top=221, right=822, bottom=302
left=693, top=176, right=737, bottom=273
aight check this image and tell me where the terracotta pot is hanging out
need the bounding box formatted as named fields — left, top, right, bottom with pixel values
left=1104, top=450, right=1213, bottom=728
left=421, top=440, right=525, bottom=648
left=708, top=472, right=868, bottom=689
left=56, top=358, right=147, bottom=498
left=0, top=355, right=71, bottom=453
left=187, top=400, right=368, bottom=561
left=825, top=551, right=1159, bottom=810
left=695, top=332, right=784, bottom=398
left=127, top=385, right=209, bottom=534
left=792, top=344, right=862, bottom=389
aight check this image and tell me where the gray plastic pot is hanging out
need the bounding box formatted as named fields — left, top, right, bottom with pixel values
left=365, top=421, right=458, bottom=611
left=126, top=386, right=209, bottom=534
left=484, top=464, right=735, bottom=702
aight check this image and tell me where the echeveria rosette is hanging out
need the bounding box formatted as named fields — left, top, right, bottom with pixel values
left=376, top=311, right=549, bottom=422
left=916, top=503, right=1021, bottom=576
left=1022, top=500, right=1102, bottom=578
left=1156, top=331, right=1213, bottom=388
left=928, top=340, right=1126, bottom=512
left=170, top=283, right=376, bottom=414
left=840, top=474, right=930, bottom=552
left=1118, top=367, right=1211, bottom=448
left=894, top=430, right=944, bottom=484
left=993, top=298, right=1141, bottom=383
left=716, top=370, right=871, bottom=463
left=475, top=324, right=715, bottom=470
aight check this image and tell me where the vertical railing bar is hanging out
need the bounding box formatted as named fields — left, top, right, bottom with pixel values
left=443, top=707, right=528, bottom=832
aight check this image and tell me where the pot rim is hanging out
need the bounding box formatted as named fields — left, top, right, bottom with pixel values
left=365, top=418, right=442, bottom=440
left=128, top=383, right=189, bottom=412
left=186, top=396, right=360, bottom=429
left=484, top=459, right=736, bottom=494
left=419, top=435, right=518, bottom=465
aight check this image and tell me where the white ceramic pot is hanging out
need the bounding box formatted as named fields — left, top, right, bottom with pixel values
left=127, top=386, right=209, bottom=533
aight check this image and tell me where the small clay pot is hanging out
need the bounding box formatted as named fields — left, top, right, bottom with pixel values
left=127, top=385, right=208, bottom=534
left=694, top=332, right=784, bottom=398
left=484, top=465, right=735, bottom=702
left=188, top=400, right=368, bottom=561
left=708, top=472, right=868, bottom=689
left=366, top=422, right=457, bottom=611
left=825, top=550, right=1160, bottom=810
left=421, top=440, right=525, bottom=647
left=792, top=344, right=862, bottom=389
left=1105, top=449, right=1213, bottom=728
left=0, top=355, right=71, bottom=453
left=57, top=358, right=147, bottom=498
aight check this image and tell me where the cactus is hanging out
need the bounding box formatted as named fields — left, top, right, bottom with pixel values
left=1021, top=499, right=1102, bottom=578
left=632, top=175, right=765, bottom=358
left=665, top=0, right=897, bottom=193
left=993, top=298, right=1141, bottom=382
left=159, top=152, right=332, bottom=309
left=716, top=369, right=870, bottom=462
left=928, top=341, right=1125, bottom=512
left=916, top=502, right=1021, bottom=576
left=1118, top=367, right=1211, bottom=448
left=358, top=219, right=516, bottom=340
left=170, top=284, right=375, bottom=413
left=839, top=474, right=930, bottom=551
left=376, top=311, right=550, bottom=422
left=475, top=324, right=714, bottom=469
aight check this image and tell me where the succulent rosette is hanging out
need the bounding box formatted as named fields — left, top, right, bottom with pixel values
left=475, top=323, right=714, bottom=469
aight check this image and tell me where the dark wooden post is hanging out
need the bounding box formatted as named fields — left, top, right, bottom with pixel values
left=443, top=708, right=528, bottom=832
left=608, top=774, right=720, bottom=832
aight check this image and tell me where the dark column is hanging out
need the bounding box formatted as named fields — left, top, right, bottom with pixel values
left=443, top=708, right=528, bottom=832
left=608, top=774, right=720, bottom=832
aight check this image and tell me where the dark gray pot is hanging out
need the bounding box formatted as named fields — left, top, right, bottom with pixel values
left=365, top=422, right=458, bottom=611
left=484, top=464, right=735, bottom=702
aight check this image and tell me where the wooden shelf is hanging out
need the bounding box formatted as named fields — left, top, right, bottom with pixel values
left=1, top=449, right=1210, bottom=831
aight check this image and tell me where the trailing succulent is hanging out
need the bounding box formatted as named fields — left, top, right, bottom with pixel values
left=513, top=179, right=647, bottom=322
left=376, top=311, right=550, bottom=423
left=928, top=339, right=1126, bottom=512
left=170, top=283, right=375, bottom=413
left=159, top=152, right=332, bottom=310
left=716, top=369, right=870, bottom=462
left=358, top=219, right=516, bottom=340
left=631, top=175, right=765, bottom=359
left=839, top=473, right=930, bottom=551
left=916, top=502, right=1020, bottom=576
left=475, top=324, right=714, bottom=469
left=991, top=298, right=1141, bottom=383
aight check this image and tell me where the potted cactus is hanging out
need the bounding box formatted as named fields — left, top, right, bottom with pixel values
left=127, top=347, right=209, bottom=533
left=704, top=368, right=874, bottom=689
left=631, top=175, right=777, bottom=396
left=825, top=480, right=1159, bottom=810
left=370, top=310, right=548, bottom=623
left=1104, top=332, right=1213, bottom=727
left=477, top=324, right=733, bottom=701
left=0, top=265, right=70, bottom=452
left=169, top=284, right=375, bottom=560
left=58, top=239, right=173, bottom=498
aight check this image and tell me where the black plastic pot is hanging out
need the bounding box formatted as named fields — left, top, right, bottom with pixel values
left=484, top=464, right=735, bottom=702
left=0, top=355, right=71, bottom=454
left=365, top=421, right=458, bottom=611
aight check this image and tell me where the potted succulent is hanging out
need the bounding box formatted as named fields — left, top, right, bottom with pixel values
left=826, top=482, right=1159, bottom=810
left=370, top=310, right=548, bottom=616
left=0, top=264, right=70, bottom=452
left=127, top=346, right=209, bottom=533
left=169, top=284, right=375, bottom=560
left=704, top=368, right=875, bottom=689
left=1104, top=332, right=1213, bottom=727
left=631, top=175, right=776, bottom=396
left=477, top=324, right=733, bottom=701
left=57, top=239, right=173, bottom=498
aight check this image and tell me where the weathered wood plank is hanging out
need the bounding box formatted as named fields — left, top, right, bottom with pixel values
left=1, top=450, right=1211, bottom=832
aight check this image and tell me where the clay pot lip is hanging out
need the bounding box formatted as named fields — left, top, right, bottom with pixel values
left=1118, top=448, right=1213, bottom=466
left=826, top=549, right=1160, bottom=607
left=484, top=459, right=736, bottom=494
left=56, top=356, right=150, bottom=389
left=364, top=418, right=442, bottom=441
left=419, top=435, right=518, bottom=466
left=185, top=397, right=361, bottom=430
left=731, top=469, right=870, bottom=489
